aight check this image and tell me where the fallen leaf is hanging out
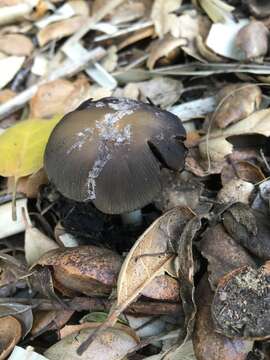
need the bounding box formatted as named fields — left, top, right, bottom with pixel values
left=141, top=274, right=180, bottom=301
left=198, top=0, right=234, bottom=23
left=199, top=108, right=270, bottom=161
left=217, top=179, right=254, bottom=204
left=198, top=224, right=255, bottom=288
left=147, top=34, right=186, bottom=70
left=151, top=0, right=181, bottom=38
left=0, top=55, right=25, bottom=89
left=30, top=78, right=91, bottom=118
left=221, top=160, right=265, bottom=185
left=235, top=21, right=269, bottom=60
left=214, top=83, right=262, bottom=129
left=0, top=115, right=61, bottom=219
left=37, top=16, right=88, bottom=46
left=45, top=324, right=139, bottom=360
left=0, top=316, right=21, bottom=360
left=31, top=310, right=74, bottom=336
left=0, top=34, right=33, bottom=56
left=0, top=303, right=33, bottom=338
left=110, top=1, right=145, bottom=24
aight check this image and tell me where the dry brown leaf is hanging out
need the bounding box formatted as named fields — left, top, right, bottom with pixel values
left=199, top=108, right=270, bottom=161
left=141, top=274, right=180, bottom=301
left=110, top=1, right=145, bottom=24
left=118, top=26, right=154, bottom=50
left=217, top=179, right=254, bottom=204
left=0, top=316, right=22, bottom=360
left=45, top=324, right=139, bottom=360
left=37, top=16, right=88, bottom=46
left=147, top=34, right=186, bottom=70
left=151, top=0, right=181, bottom=38
left=30, top=78, right=91, bottom=118
left=196, top=35, right=224, bottom=62
left=221, top=160, right=265, bottom=185
left=0, top=34, right=33, bottom=56
left=214, top=83, right=262, bottom=129
left=173, top=11, right=210, bottom=61
left=31, top=310, right=74, bottom=336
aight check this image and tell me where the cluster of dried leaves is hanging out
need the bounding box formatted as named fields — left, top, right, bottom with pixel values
left=1, top=0, right=270, bottom=359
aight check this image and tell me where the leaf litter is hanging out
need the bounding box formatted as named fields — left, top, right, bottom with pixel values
left=2, top=0, right=270, bottom=359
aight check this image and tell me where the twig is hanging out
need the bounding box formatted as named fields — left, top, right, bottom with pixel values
left=0, top=47, right=106, bottom=120
left=0, top=297, right=182, bottom=315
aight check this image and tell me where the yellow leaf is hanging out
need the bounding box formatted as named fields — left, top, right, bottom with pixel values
left=0, top=115, right=62, bottom=178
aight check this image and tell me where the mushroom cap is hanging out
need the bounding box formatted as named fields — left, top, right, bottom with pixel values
left=44, top=97, right=186, bottom=214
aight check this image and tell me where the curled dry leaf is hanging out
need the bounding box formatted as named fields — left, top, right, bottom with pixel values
left=196, top=35, right=224, bottom=62
left=235, top=21, right=269, bottom=60
left=110, top=1, right=145, bottom=24
left=0, top=303, right=33, bottom=338
left=147, top=34, right=186, bottom=70
left=217, top=179, right=254, bottom=204
left=30, top=77, right=91, bottom=118
left=221, top=160, right=265, bottom=185
left=45, top=324, right=139, bottom=360
left=0, top=316, right=22, bottom=360
left=199, top=108, right=270, bottom=162
left=223, top=202, right=270, bottom=260
left=177, top=215, right=201, bottom=343
left=0, top=34, right=33, bottom=56
left=193, top=276, right=252, bottom=360
left=151, top=0, right=181, bottom=38
left=36, top=245, right=122, bottom=296
left=214, top=83, right=262, bottom=129
left=31, top=310, right=74, bottom=336
left=198, top=224, right=255, bottom=288
left=212, top=262, right=270, bottom=339
left=37, top=16, right=88, bottom=46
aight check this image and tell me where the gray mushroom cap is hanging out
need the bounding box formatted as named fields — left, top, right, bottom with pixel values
left=44, top=97, right=186, bottom=214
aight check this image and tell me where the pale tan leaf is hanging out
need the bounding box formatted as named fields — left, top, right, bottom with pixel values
left=151, top=0, right=181, bottom=38
left=110, top=1, right=145, bottom=24
left=0, top=56, right=25, bottom=90
left=0, top=316, right=21, bottom=360
left=199, top=108, right=270, bottom=161
left=147, top=34, right=186, bottom=70
left=199, top=0, right=234, bottom=23
left=45, top=325, right=139, bottom=360
left=37, top=15, right=88, bottom=46
left=0, top=34, right=33, bottom=56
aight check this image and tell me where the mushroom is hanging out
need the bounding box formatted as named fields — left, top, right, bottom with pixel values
left=44, top=97, right=186, bottom=223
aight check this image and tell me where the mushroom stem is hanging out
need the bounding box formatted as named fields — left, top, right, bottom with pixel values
left=121, top=209, right=142, bottom=226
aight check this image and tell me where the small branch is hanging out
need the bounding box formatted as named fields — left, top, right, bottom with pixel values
left=0, top=47, right=106, bottom=120
left=0, top=297, right=182, bottom=315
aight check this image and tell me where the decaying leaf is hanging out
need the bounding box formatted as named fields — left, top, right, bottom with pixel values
left=45, top=324, right=139, bottom=360
left=212, top=262, right=270, bottom=339
left=214, top=83, right=262, bottom=129
left=0, top=303, right=33, bottom=338
left=223, top=202, right=270, bottom=260
left=110, top=1, right=145, bottom=24
left=141, top=274, right=180, bottom=301
left=0, top=315, right=21, bottom=360
left=235, top=21, right=269, bottom=60
left=221, top=160, right=265, bottom=185
left=36, top=246, right=122, bottom=296
left=37, top=16, right=88, bottom=46
left=31, top=310, right=74, bottom=336
left=198, top=224, right=255, bottom=288
left=0, top=34, right=33, bottom=56
left=151, top=0, right=181, bottom=38
left=193, top=276, right=253, bottom=360
left=217, top=179, right=254, bottom=204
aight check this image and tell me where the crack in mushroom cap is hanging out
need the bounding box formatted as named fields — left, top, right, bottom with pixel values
left=44, top=97, right=186, bottom=214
